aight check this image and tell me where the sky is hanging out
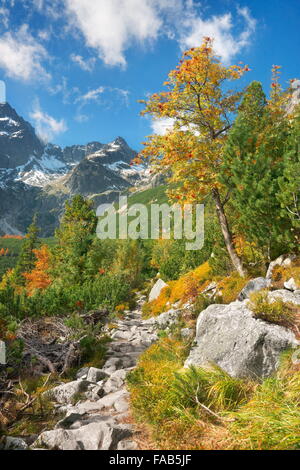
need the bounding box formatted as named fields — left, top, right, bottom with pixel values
left=0, top=0, right=299, bottom=151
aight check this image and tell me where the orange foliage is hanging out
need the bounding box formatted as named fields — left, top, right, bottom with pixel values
left=137, top=37, right=249, bottom=203
left=1, top=235, right=24, bottom=239
left=143, top=262, right=211, bottom=318
left=23, top=245, right=52, bottom=296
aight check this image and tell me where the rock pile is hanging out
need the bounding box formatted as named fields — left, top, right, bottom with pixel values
left=29, top=298, right=180, bottom=451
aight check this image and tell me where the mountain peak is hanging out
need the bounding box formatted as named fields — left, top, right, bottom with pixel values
left=113, top=136, right=128, bottom=146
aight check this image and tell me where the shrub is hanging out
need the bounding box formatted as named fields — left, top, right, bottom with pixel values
left=217, top=272, right=249, bottom=304
left=271, top=258, right=300, bottom=290
left=142, top=262, right=211, bottom=318
left=192, top=294, right=217, bottom=317
left=248, top=290, right=296, bottom=326
left=79, top=335, right=111, bottom=369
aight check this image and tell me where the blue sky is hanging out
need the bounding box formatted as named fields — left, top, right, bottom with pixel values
left=0, top=0, right=299, bottom=151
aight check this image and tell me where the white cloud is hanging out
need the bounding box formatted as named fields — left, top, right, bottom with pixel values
left=0, top=24, right=49, bottom=81
left=74, top=113, right=89, bottom=123
left=76, top=86, right=130, bottom=108
left=151, top=116, right=200, bottom=136
left=151, top=117, right=175, bottom=135
left=76, top=86, right=105, bottom=104
left=62, top=1, right=256, bottom=67
left=64, top=0, right=165, bottom=67
left=30, top=100, right=67, bottom=142
left=37, top=29, right=51, bottom=41
left=70, top=53, right=96, bottom=72
left=0, top=6, right=10, bottom=27
left=178, top=6, right=256, bottom=63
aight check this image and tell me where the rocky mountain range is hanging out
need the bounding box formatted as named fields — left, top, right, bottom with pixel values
left=0, top=103, right=148, bottom=236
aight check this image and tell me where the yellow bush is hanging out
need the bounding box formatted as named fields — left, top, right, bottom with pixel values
left=271, top=258, right=300, bottom=290
left=115, top=303, right=129, bottom=313
left=217, top=273, right=249, bottom=304
left=142, top=262, right=211, bottom=318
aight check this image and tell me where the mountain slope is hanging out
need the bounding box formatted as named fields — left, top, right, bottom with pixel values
left=0, top=103, right=146, bottom=236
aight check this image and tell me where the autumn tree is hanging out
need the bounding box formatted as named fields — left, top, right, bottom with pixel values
left=23, top=245, right=52, bottom=296
left=138, top=38, right=249, bottom=276
left=14, top=215, right=40, bottom=285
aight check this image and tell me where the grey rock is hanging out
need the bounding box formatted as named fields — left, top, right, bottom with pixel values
left=3, top=436, right=28, bottom=450
left=181, top=328, right=194, bottom=339
left=55, top=412, right=114, bottom=430
left=84, top=383, right=104, bottom=400
left=149, top=279, right=168, bottom=302
left=34, top=422, right=132, bottom=450
left=55, top=413, right=86, bottom=430
left=284, top=278, right=298, bottom=292
left=268, top=289, right=300, bottom=305
left=97, top=389, right=129, bottom=410
left=76, top=367, right=89, bottom=380
left=103, top=357, right=123, bottom=372
left=65, top=401, right=107, bottom=415
left=86, top=367, right=109, bottom=383
left=286, top=79, right=300, bottom=114
left=111, top=330, right=133, bottom=341
left=117, top=439, right=138, bottom=450
left=238, top=277, right=271, bottom=301
left=114, top=397, right=129, bottom=413
left=46, top=380, right=91, bottom=404
left=103, top=369, right=127, bottom=395
left=185, top=299, right=299, bottom=379
left=154, top=308, right=180, bottom=329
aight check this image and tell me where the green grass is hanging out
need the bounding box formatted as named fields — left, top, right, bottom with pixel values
left=128, top=185, right=170, bottom=207
left=128, top=339, right=300, bottom=450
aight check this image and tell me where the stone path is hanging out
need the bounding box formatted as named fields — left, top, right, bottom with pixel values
left=31, top=295, right=164, bottom=450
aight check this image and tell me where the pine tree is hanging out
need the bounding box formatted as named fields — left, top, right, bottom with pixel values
left=54, top=195, right=97, bottom=285
left=220, top=80, right=293, bottom=261
left=277, top=110, right=300, bottom=248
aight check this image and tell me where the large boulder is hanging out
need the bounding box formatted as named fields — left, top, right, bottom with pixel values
left=185, top=298, right=299, bottom=379
left=238, top=277, right=271, bottom=301
left=149, top=279, right=168, bottom=302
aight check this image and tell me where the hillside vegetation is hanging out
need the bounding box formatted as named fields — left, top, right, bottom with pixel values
left=0, top=38, right=299, bottom=451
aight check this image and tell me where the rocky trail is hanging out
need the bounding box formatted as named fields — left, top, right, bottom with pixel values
left=26, top=294, right=161, bottom=451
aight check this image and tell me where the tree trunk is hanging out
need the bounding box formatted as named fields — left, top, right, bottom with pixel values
left=212, top=188, right=246, bottom=277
